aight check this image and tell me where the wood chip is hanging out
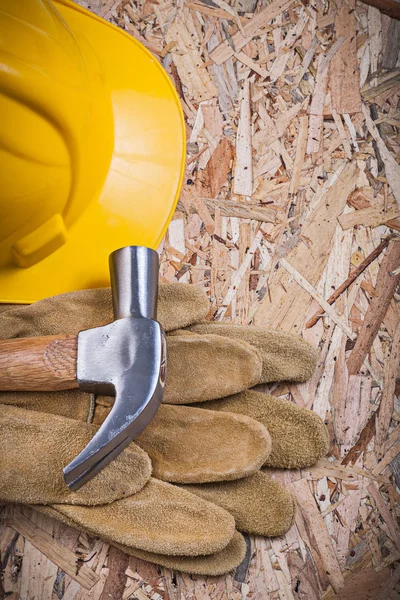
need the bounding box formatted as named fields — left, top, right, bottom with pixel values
left=233, top=79, right=253, bottom=196
left=9, top=509, right=99, bottom=590
left=306, top=54, right=330, bottom=155
left=289, top=115, right=308, bottom=195
left=338, top=202, right=400, bottom=229
left=347, top=240, right=400, bottom=375
left=329, top=0, right=361, bottom=114
left=290, top=479, right=345, bottom=593
left=362, top=103, right=400, bottom=209
left=199, top=137, right=234, bottom=197
left=209, top=0, right=295, bottom=65
left=215, top=228, right=262, bottom=319
left=367, top=484, right=400, bottom=552
left=376, top=563, right=400, bottom=600
left=375, top=320, right=400, bottom=455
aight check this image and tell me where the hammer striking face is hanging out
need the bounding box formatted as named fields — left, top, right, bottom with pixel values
left=0, top=246, right=166, bottom=490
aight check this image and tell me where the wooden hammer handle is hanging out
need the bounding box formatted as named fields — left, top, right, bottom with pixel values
left=0, top=335, right=79, bottom=391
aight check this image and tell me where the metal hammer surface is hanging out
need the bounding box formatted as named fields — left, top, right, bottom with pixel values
left=0, top=246, right=166, bottom=490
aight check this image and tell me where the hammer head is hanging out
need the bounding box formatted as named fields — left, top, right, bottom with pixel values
left=63, top=246, right=166, bottom=490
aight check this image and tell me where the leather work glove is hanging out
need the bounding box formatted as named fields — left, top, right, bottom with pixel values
left=0, top=285, right=329, bottom=575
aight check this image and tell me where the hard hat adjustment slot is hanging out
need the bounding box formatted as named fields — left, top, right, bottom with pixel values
left=12, top=214, right=67, bottom=268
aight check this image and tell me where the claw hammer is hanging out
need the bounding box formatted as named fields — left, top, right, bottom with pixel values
left=0, top=246, right=167, bottom=490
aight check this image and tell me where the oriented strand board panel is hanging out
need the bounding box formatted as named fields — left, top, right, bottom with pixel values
left=3, top=1, right=400, bottom=599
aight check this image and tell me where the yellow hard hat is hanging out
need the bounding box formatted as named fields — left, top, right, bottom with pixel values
left=0, top=0, right=185, bottom=303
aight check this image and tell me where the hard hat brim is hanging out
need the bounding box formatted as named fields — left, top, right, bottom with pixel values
left=0, top=0, right=185, bottom=303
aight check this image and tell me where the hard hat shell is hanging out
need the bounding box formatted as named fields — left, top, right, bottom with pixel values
left=0, top=0, right=185, bottom=303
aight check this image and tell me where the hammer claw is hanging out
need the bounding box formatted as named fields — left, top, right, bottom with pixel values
left=63, top=369, right=164, bottom=490
left=64, top=246, right=166, bottom=490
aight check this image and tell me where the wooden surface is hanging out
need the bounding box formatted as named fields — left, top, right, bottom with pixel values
left=1, top=0, right=400, bottom=598
left=0, top=335, right=78, bottom=391
left=360, top=0, right=400, bottom=21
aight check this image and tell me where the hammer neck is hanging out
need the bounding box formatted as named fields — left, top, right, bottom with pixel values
left=109, top=246, right=159, bottom=320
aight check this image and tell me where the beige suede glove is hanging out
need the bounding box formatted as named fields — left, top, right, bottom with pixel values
left=0, top=284, right=328, bottom=575
left=0, top=286, right=253, bottom=568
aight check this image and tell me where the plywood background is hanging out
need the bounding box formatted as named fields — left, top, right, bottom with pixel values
left=1, top=0, right=400, bottom=598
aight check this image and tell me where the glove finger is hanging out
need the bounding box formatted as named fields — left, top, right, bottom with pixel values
left=181, top=471, right=295, bottom=537
left=0, top=404, right=151, bottom=505
left=0, top=284, right=208, bottom=340
left=165, top=334, right=262, bottom=404
left=0, top=289, right=112, bottom=339
left=112, top=530, right=246, bottom=576
left=136, top=405, right=271, bottom=483
left=188, top=323, right=317, bottom=383
left=79, top=400, right=271, bottom=483
left=0, top=388, right=90, bottom=421
left=198, top=390, right=329, bottom=469
left=40, top=478, right=235, bottom=557
left=158, top=284, right=209, bottom=331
